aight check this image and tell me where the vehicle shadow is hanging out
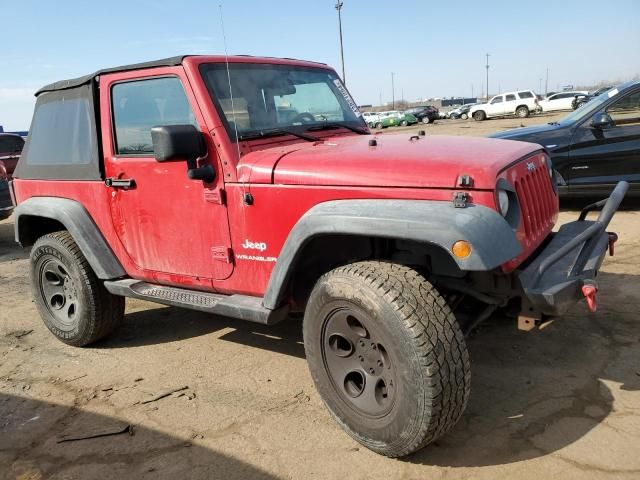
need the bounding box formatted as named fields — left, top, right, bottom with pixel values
left=0, top=392, right=278, bottom=479
left=406, top=269, right=639, bottom=467
left=98, top=304, right=305, bottom=359
left=0, top=217, right=29, bottom=262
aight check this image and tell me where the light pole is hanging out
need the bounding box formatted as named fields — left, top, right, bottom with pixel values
left=545, top=67, right=549, bottom=96
left=485, top=53, right=490, bottom=101
left=335, top=1, right=346, bottom=84
left=391, top=72, right=395, bottom=109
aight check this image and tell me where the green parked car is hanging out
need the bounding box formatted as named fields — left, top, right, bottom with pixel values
left=371, top=111, right=419, bottom=129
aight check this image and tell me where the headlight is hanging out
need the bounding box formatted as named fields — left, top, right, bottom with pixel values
left=497, top=189, right=510, bottom=217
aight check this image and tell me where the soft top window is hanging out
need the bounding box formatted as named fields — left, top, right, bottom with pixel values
left=14, top=84, right=100, bottom=180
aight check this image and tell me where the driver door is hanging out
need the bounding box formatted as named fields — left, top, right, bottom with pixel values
left=568, top=87, right=640, bottom=195
left=487, top=95, right=505, bottom=116
left=100, top=68, right=234, bottom=284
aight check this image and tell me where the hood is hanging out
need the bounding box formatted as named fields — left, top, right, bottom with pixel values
left=489, top=122, right=565, bottom=140
left=237, top=134, right=541, bottom=190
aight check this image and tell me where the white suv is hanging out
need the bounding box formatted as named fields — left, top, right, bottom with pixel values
left=469, top=90, right=540, bottom=121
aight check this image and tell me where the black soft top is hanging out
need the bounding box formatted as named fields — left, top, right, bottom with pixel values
left=36, top=55, right=187, bottom=96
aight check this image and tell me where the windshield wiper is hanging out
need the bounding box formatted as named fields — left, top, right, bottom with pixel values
left=238, top=128, right=319, bottom=142
left=305, top=123, right=369, bottom=135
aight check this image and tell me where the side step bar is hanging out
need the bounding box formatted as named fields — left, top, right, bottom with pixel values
left=104, top=279, right=288, bottom=325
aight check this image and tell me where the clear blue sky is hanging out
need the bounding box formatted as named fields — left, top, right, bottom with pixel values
left=1, top=0, right=639, bottom=130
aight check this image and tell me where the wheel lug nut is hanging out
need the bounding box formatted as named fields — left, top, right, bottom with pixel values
left=358, top=356, right=364, bottom=362
left=369, top=368, right=375, bottom=374
left=377, top=360, right=383, bottom=367
left=371, top=343, right=376, bottom=349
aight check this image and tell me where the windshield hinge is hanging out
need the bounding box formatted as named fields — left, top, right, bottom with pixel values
left=453, top=191, right=469, bottom=208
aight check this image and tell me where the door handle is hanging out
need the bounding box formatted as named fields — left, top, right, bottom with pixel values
left=105, top=178, right=136, bottom=188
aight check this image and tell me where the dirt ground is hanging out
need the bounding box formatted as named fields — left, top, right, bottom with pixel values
left=2, top=112, right=639, bottom=480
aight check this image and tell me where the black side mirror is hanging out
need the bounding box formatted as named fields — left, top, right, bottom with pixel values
left=151, top=125, right=214, bottom=183
left=591, top=112, right=614, bottom=130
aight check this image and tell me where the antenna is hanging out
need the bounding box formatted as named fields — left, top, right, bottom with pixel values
left=219, top=4, right=241, bottom=163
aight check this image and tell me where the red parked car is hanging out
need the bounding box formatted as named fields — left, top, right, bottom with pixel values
left=11, top=55, right=627, bottom=457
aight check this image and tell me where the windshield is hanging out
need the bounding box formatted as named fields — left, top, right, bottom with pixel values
left=558, top=87, right=620, bottom=125
left=200, top=63, right=366, bottom=141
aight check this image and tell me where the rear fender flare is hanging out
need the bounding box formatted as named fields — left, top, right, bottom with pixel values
left=14, top=197, right=126, bottom=279
left=262, top=199, right=522, bottom=309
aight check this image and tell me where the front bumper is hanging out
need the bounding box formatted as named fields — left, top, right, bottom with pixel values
left=518, top=181, right=628, bottom=316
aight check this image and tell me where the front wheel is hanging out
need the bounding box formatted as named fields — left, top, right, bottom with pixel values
left=303, top=261, right=471, bottom=457
left=30, top=231, right=125, bottom=346
left=400, top=120, right=408, bottom=127
left=461, top=113, right=468, bottom=120
left=473, top=110, right=486, bottom=121
left=375, top=122, right=384, bottom=129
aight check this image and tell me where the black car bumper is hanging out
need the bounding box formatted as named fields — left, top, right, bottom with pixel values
left=519, top=181, right=628, bottom=316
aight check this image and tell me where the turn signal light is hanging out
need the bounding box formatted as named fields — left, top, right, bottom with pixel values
left=452, top=240, right=472, bottom=258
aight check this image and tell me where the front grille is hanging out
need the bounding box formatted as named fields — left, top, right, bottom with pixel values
left=515, top=164, right=556, bottom=238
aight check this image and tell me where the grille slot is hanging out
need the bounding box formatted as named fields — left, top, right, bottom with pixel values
left=515, top=164, right=556, bottom=240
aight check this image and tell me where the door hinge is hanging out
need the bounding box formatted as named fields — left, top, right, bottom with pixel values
left=211, top=246, right=232, bottom=263
left=453, top=191, right=469, bottom=208
left=204, top=189, right=226, bottom=205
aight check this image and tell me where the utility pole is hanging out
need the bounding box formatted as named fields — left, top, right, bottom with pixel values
left=485, top=53, right=490, bottom=101
left=539, top=78, right=542, bottom=95
left=379, top=91, right=382, bottom=107
left=471, top=84, right=474, bottom=99
left=391, top=72, right=395, bottom=109
left=335, top=1, right=346, bottom=84
left=545, top=67, right=549, bottom=96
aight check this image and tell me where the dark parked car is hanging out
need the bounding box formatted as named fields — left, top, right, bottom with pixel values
left=448, top=104, right=475, bottom=120
left=404, top=105, right=439, bottom=124
left=0, top=161, right=13, bottom=220
left=0, top=133, right=25, bottom=178
left=572, top=86, right=615, bottom=110
left=490, top=80, right=640, bottom=196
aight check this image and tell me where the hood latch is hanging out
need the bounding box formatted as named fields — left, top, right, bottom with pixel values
left=453, top=191, right=469, bottom=208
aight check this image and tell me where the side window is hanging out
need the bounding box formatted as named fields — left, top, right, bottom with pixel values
left=490, top=96, right=503, bottom=104
left=112, top=77, right=197, bottom=155
left=607, top=90, right=640, bottom=126
left=505, top=94, right=516, bottom=101
left=0, top=135, right=24, bottom=153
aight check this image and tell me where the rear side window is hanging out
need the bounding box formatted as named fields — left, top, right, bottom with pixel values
left=505, top=94, right=516, bottom=101
left=14, top=83, right=101, bottom=181
left=112, top=77, right=197, bottom=155
left=518, top=91, right=534, bottom=99
left=0, top=135, right=24, bottom=154
left=24, top=95, right=93, bottom=166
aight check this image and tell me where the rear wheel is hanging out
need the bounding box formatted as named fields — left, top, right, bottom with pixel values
left=473, top=110, right=486, bottom=121
left=516, top=106, right=530, bottom=118
left=375, top=122, right=383, bottom=129
left=303, top=261, right=471, bottom=457
left=461, top=113, right=468, bottom=120
left=30, top=231, right=124, bottom=346
left=400, top=120, right=408, bottom=127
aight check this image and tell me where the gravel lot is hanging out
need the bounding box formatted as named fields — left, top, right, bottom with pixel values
left=2, top=112, right=639, bottom=480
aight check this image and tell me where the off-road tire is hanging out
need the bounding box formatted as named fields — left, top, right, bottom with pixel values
left=516, top=106, right=530, bottom=118
left=473, top=110, right=486, bottom=121
left=30, top=231, right=125, bottom=347
left=303, top=261, right=471, bottom=457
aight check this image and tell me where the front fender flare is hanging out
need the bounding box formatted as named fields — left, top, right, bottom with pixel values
left=14, top=197, right=126, bottom=279
left=263, top=199, right=522, bottom=309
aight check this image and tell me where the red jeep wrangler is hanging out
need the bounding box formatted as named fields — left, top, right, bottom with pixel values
left=11, top=55, right=627, bottom=457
